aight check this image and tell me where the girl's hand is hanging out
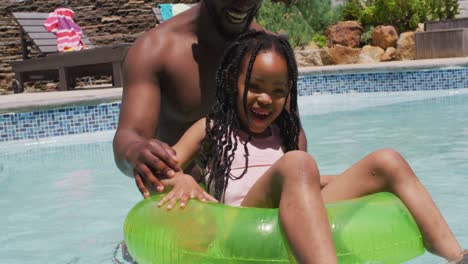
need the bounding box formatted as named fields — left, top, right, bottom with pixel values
left=158, top=173, right=218, bottom=210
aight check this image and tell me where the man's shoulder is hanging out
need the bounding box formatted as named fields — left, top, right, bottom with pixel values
left=128, top=22, right=193, bottom=66
left=138, top=24, right=180, bottom=48
left=148, top=8, right=197, bottom=40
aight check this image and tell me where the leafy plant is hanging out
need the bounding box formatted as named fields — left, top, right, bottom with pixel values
left=342, top=0, right=365, bottom=20
left=296, top=0, right=344, bottom=34
left=257, top=0, right=315, bottom=47
left=358, top=0, right=426, bottom=33
left=257, top=0, right=345, bottom=47
left=421, top=0, right=459, bottom=21
left=360, top=25, right=374, bottom=45
left=344, top=0, right=459, bottom=33
left=312, top=33, right=328, bottom=48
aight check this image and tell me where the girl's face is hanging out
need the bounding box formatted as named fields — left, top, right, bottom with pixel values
left=237, top=50, right=290, bottom=137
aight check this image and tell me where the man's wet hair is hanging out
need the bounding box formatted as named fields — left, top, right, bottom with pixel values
left=201, top=30, right=301, bottom=201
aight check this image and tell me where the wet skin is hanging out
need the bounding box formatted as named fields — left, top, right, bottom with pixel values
left=113, top=0, right=465, bottom=261
left=112, top=0, right=308, bottom=196
left=113, top=4, right=465, bottom=259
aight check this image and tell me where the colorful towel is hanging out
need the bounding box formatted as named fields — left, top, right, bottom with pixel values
left=43, top=8, right=85, bottom=52
left=157, top=3, right=191, bottom=21
left=158, top=4, right=173, bottom=21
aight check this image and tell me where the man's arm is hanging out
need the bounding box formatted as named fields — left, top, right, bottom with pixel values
left=113, top=29, right=180, bottom=197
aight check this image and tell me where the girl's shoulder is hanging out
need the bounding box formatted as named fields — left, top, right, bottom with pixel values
left=192, top=118, right=208, bottom=130
left=196, top=117, right=215, bottom=130
left=178, top=118, right=207, bottom=143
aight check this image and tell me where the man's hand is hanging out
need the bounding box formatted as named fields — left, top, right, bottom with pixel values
left=158, top=173, right=218, bottom=209
left=127, top=139, right=181, bottom=198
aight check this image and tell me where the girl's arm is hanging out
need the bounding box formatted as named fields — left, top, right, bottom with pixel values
left=158, top=118, right=218, bottom=209
left=172, top=118, right=207, bottom=169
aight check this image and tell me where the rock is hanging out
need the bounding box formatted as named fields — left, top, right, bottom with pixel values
left=294, top=41, right=320, bottom=52
left=320, top=45, right=361, bottom=65
left=0, top=66, right=13, bottom=73
left=396, top=32, right=415, bottom=60
left=0, top=79, right=7, bottom=88
left=325, top=21, right=363, bottom=48
left=416, top=23, right=424, bottom=32
left=0, top=88, right=9, bottom=95
left=295, top=50, right=323, bottom=67
left=304, top=41, right=320, bottom=50
left=100, top=16, right=122, bottom=23
left=381, top=47, right=397, bottom=61
left=43, top=83, right=57, bottom=91
left=358, top=45, right=384, bottom=64
left=372, top=25, right=399, bottom=49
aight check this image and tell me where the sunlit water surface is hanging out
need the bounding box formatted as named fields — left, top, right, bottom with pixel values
left=1, top=90, right=467, bottom=264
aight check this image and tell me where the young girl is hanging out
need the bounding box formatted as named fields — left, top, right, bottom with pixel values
left=157, top=31, right=466, bottom=263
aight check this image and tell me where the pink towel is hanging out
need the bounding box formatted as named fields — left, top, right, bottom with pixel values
left=43, top=8, right=85, bottom=52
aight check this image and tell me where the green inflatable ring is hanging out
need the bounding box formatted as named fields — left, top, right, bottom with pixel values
left=124, top=192, right=424, bottom=263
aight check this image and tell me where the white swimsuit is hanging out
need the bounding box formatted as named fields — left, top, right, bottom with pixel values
left=211, top=126, right=285, bottom=206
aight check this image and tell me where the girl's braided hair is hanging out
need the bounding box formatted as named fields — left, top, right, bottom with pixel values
left=201, top=30, right=301, bottom=201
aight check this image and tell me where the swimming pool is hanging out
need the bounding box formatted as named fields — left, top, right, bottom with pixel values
left=1, top=91, right=467, bottom=263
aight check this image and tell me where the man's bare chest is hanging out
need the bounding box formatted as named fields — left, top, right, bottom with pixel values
left=160, top=59, right=219, bottom=117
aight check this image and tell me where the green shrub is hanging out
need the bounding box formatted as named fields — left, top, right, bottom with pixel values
left=345, top=0, right=459, bottom=33
left=257, top=0, right=345, bottom=47
left=422, top=0, right=459, bottom=21
left=312, top=33, right=328, bottom=48
left=296, top=0, right=344, bottom=34
left=343, top=0, right=365, bottom=20
left=360, top=25, right=374, bottom=45
left=256, top=0, right=315, bottom=47
left=358, top=0, right=425, bottom=33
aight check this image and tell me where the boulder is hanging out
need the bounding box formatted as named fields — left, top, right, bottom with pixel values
left=416, top=23, right=424, bottom=32
left=294, top=41, right=320, bottom=51
left=304, top=41, right=320, bottom=50
left=381, top=47, right=397, bottom=61
left=320, top=45, right=361, bottom=65
left=295, top=50, right=323, bottom=67
left=372, top=25, right=399, bottom=49
left=358, top=45, right=384, bottom=64
left=325, top=21, right=363, bottom=48
left=396, top=32, right=415, bottom=60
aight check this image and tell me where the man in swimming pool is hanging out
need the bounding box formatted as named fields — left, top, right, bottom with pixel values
left=113, top=1, right=465, bottom=261
left=113, top=0, right=311, bottom=196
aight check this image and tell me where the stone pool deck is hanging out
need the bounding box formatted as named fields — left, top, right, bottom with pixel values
left=0, top=87, right=122, bottom=114
left=299, top=56, right=468, bottom=75
left=1, top=57, right=468, bottom=114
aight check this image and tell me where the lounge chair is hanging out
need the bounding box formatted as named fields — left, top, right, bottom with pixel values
left=152, top=4, right=196, bottom=24
left=9, top=12, right=129, bottom=93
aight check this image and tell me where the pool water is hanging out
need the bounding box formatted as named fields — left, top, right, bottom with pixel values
left=0, top=136, right=139, bottom=264
left=301, top=92, right=468, bottom=264
left=1, top=91, right=467, bottom=264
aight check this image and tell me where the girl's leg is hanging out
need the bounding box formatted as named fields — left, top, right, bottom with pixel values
left=321, top=148, right=463, bottom=261
left=241, top=151, right=337, bottom=264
